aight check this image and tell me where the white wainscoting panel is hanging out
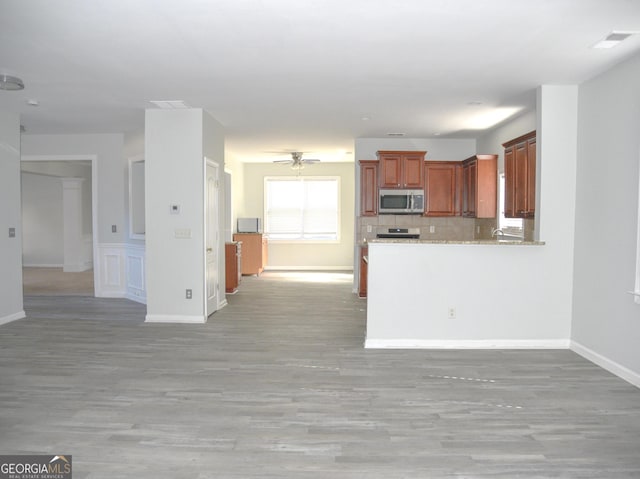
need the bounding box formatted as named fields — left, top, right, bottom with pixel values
left=95, top=243, right=126, bottom=298
left=126, top=244, right=146, bottom=304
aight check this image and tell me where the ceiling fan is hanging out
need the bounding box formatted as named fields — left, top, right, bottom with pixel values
left=273, top=152, right=320, bottom=170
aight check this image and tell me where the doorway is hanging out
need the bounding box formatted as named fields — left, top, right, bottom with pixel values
left=20, top=155, right=98, bottom=297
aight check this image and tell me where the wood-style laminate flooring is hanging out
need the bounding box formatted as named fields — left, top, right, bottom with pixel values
left=1, top=271, right=639, bottom=478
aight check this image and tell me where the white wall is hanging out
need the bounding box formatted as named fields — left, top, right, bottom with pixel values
left=571, top=52, right=640, bottom=385
left=355, top=138, right=476, bottom=162
left=365, top=87, right=578, bottom=348
left=476, top=110, right=537, bottom=173
left=242, top=161, right=355, bottom=269
left=145, top=108, right=225, bottom=322
left=366, top=242, right=563, bottom=347
left=21, top=172, right=64, bottom=266
left=21, top=134, right=125, bottom=243
left=0, top=112, right=24, bottom=325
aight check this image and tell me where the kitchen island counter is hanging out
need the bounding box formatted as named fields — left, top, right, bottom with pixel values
left=365, top=239, right=569, bottom=350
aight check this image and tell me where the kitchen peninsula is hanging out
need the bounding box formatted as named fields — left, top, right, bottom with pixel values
left=362, top=238, right=568, bottom=350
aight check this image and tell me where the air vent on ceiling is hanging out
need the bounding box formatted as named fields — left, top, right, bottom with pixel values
left=593, top=31, right=637, bottom=49
left=386, top=132, right=406, bottom=137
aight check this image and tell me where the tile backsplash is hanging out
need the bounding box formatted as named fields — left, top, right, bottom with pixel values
left=357, top=215, right=535, bottom=243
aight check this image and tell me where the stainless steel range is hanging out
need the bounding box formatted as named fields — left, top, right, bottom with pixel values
left=376, top=227, right=420, bottom=239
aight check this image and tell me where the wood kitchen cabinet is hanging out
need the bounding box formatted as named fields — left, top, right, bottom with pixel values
left=359, top=246, right=368, bottom=298
left=225, top=241, right=241, bottom=293
left=503, top=131, right=536, bottom=218
left=377, top=151, right=426, bottom=188
left=233, top=233, right=267, bottom=275
left=424, top=161, right=462, bottom=216
left=359, top=160, right=378, bottom=216
left=462, top=154, right=497, bottom=218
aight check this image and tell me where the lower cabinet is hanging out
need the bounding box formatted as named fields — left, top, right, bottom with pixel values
left=233, top=233, right=268, bottom=275
left=359, top=246, right=368, bottom=298
left=225, top=242, right=241, bottom=293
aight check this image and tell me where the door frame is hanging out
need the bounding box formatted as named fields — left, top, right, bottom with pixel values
left=21, top=154, right=98, bottom=297
left=204, top=157, right=225, bottom=316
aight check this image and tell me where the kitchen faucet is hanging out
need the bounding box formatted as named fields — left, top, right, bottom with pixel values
left=491, top=228, right=504, bottom=237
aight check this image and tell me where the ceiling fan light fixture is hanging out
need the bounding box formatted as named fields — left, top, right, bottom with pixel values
left=0, top=74, right=25, bottom=91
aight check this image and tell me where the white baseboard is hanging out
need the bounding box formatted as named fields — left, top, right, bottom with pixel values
left=364, top=339, right=571, bottom=349
left=23, top=263, right=63, bottom=268
left=571, top=340, right=640, bottom=389
left=63, top=261, right=92, bottom=272
left=145, top=314, right=207, bottom=324
left=265, top=266, right=353, bottom=271
left=0, top=311, right=26, bottom=326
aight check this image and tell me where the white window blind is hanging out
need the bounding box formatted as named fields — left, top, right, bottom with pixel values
left=264, top=177, right=339, bottom=241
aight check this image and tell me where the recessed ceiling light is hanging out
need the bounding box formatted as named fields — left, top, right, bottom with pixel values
left=149, top=100, right=191, bottom=109
left=592, top=31, right=637, bottom=49
left=27, top=99, right=39, bottom=107
left=433, top=132, right=441, bottom=136
left=361, top=116, right=370, bottom=121
left=386, top=132, right=405, bottom=137
left=0, top=74, right=25, bottom=91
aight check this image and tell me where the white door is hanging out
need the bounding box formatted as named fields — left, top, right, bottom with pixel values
left=205, top=160, right=219, bottom=316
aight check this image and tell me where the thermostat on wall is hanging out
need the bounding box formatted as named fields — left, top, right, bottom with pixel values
left=170, top=204, right=180, bottom=214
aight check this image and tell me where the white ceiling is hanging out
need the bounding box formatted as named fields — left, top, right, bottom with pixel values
left=1, top=0, right=639, bottom=163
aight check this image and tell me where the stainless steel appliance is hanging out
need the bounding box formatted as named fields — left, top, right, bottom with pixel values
left=378, top=189, right=424, bottom=214
left=376, top=227, right=420, bottom=239
left=237, top=217, right=262, bottom=233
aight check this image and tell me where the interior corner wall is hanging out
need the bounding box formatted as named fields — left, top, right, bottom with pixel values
left=145, top=109, right=206, bottom=321
left=242, top=162, right=355, bottom=269
left=572, top=52, right=640, bottom=383
left=21, top=172, right=64, bottom=266
left=21, top=134, right=126, bottom=244
left=476, top=110, right=537, bottom=173
left=0, top=112, right=24, bottom=324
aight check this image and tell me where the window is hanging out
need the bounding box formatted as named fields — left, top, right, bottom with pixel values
left=264, top=176, right=339, bottom=241
left=498, top=173, right=524, bottom=237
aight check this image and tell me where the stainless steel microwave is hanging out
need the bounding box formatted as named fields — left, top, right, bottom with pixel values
left=379, top=189, right=424, bottom=214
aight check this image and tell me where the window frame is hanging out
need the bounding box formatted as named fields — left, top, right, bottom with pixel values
left=263, top=175, right=341, bottom=244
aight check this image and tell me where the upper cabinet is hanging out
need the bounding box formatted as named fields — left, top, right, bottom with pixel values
left=462, top=154, right=497, bottom=218
left=359, top=160, right=379, bottom=217
left=377, top=151, right=426, bottom=188
left=503, top=131, right=536, bottom=219
left=424, top=161, right=462, bottom=217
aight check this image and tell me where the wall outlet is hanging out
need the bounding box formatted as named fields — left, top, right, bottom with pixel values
left=448, top=307, right=456, bottom=319
left=186, top=289, right=192, bottom=299
left=367, top=225, right=372, bottom=233
left=429, top=225, right=435, bottom=233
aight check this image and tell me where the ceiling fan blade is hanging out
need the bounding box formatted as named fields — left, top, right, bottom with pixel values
left=302, top=159, right=320, bottom=163
left=273, top=159, right=292, bottom=163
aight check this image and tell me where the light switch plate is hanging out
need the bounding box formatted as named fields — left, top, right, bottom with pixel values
left=174, top=228, right=192, bottom=239
left=8, top=227, right=15, bottom=238
left=170, top=204, right=180, bottom=214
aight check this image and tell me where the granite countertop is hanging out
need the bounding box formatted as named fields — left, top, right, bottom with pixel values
left=367, top=238, right=545, bottom=245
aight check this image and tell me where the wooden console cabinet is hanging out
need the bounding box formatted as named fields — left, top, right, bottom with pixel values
left=233, top=233, right=267, bottom=275
left=225, top=241, right=241, bottom=293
